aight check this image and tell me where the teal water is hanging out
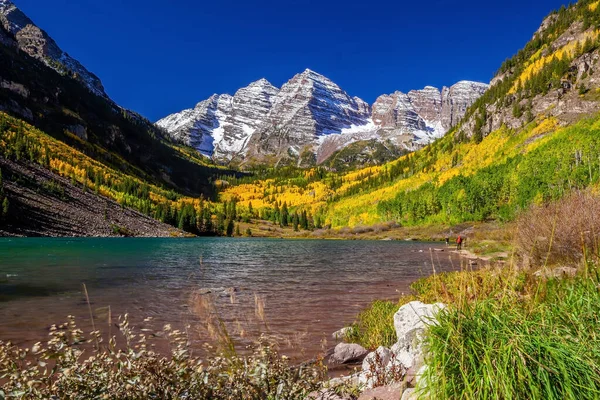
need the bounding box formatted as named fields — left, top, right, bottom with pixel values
left=0, top=238, right=461, bottom=356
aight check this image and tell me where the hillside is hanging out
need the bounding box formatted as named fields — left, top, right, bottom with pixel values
left=0, top=0, right=234, bottom=199
left=0, top=1, right=245, bottom=236
left=219, top=0, right=600, bottom=231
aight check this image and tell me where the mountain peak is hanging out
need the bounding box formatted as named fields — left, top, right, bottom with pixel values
left=248, top=78, right=276, bottom=89
left=0, top=0, right=107, bottom=97
left=299, top=68, right=327, bottom=79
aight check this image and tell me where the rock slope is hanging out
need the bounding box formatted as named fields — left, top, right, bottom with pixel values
left=0, top=158, right=183, bottom=238
left=158, top=70, right=488, bottom=166
left=157, top=79, right=279, bottom=160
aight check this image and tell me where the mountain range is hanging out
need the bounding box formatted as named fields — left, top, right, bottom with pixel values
left=3, top=0, right=600, bottom=238
left=157, top=70, right=488, bottom=167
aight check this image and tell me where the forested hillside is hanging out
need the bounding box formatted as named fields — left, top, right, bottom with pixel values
left=219, top=0, right=600, bottom=230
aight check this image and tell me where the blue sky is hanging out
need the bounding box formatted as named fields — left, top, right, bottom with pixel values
left=16, top=0, right=567, bottom=121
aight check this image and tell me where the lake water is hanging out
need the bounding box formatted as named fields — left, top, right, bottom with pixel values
left=0, top=238, right=461, bottom=359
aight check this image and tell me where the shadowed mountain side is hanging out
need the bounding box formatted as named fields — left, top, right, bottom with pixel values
left=0, top=158, right=183, bottom=237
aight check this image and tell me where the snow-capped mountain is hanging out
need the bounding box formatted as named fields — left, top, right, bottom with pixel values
left=244, top=69, right=373, bottom=163
left=157, top=69, right=489, bottom=166
left=0, top=0, right=106, bottom=98
left=157, top=79, right=280, bottom=160
left=372, top=81, right=490, bottom=146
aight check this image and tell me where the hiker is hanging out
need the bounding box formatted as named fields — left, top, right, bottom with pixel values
left=445, top=237, right=450, bottom=246
left=456, top=235, right=463, bottom=251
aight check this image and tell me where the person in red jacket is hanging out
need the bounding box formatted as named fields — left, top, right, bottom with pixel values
left=456, top=235, right=463, bottom=251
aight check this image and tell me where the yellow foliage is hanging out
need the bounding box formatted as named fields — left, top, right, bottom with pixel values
left=510, top=30, right=600, bottom=94
left=590, top=1, right=599, bottom=12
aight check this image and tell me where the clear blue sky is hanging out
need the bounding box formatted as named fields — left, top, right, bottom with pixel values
left=15, top=0, right=567, bottom=121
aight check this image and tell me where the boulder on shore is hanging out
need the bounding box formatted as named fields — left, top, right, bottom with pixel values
left=392, top=301, right=445, bottom=371
left=329, top=343, right=369, bottom=365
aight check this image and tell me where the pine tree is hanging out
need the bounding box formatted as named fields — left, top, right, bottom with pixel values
left=280, top=202, right=289, bottom=227
left=2, top=197, right=9, bottom=219
left=226, top=220, right=234, bottom=237
left=301, top=210, right=309, bottom=230
left=235, top=224, right=241, bottom=236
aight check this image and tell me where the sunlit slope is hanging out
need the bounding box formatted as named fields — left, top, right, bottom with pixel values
left=220, top=112, right=600, bottom=228
left=0, top=112, right=207, bottom=225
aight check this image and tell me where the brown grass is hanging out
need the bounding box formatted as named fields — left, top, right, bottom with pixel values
left=516, top=191, right=600, bottom=266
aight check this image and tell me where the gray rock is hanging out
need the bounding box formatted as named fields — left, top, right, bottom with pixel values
left=394, top=301, right=445, bottom=343
left=332, top=327, right=352, bottom=340
left=359, top=346, right=395, bottom=389
left=361, top=346, right=393, bottom=373
left=327, top=373, right=361, bottom=388
left=329, top=342, right=369, bottom=365
left=69, top=125, right=88, bottom=141
left=391, top=302, right=445, bottom=372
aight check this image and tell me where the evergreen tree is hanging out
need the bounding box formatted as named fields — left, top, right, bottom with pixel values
left=2, top=197, right=9, bottom=219
left=301, top=210, right=309, bottom=230
left=226, top=219, right=234, bottom=237
left=235, top=224, right=241, bottom=236
left=280, top=202, right=289, bottom=227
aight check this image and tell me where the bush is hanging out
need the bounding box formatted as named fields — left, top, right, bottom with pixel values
left=516, top=191, right=600, bottom=266
left=0, top=315, right=326, bottom=399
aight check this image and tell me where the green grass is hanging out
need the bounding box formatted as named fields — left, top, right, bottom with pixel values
left=425, top=264, right=600, bottom=399
left=346, top=299, right=410, bottom=349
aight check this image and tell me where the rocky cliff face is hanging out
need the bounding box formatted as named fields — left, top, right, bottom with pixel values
left=441, top=81, right=489, bottom=130
left=0, top=0, right=106, bottom=97
left=458, top=5, right=600, bottom=142
left=158, top=71, right=488, bottom=167
left=156, top=79, right=280, bottom=161
left=244, top=69, right=374, bottom=165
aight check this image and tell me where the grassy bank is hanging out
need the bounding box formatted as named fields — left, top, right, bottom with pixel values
left=346, top=191, right=600, bottom=399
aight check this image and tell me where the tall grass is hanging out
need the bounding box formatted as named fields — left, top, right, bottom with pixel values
left=516, top=191, right=600, bottom=266
left=424, top=263, right=600, bottom=399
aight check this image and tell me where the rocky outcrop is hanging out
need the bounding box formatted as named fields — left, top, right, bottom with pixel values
left=0, top=158, right=183, bottom=238
left=158, top=70, right=488, bottom=167
left=441, top=81, right=489, bottom=129
left=321, top=301, right=445, bottom=400
left=245, top=69, right=373, bottom=164
left=156, top=94, right=233, bottom=156
left=0, top=0, right=106, bottom=97
left=156, top=79, right=280, bottom=161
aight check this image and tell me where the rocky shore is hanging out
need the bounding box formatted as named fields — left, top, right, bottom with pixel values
left=311, top=301, right=445, bottom=400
